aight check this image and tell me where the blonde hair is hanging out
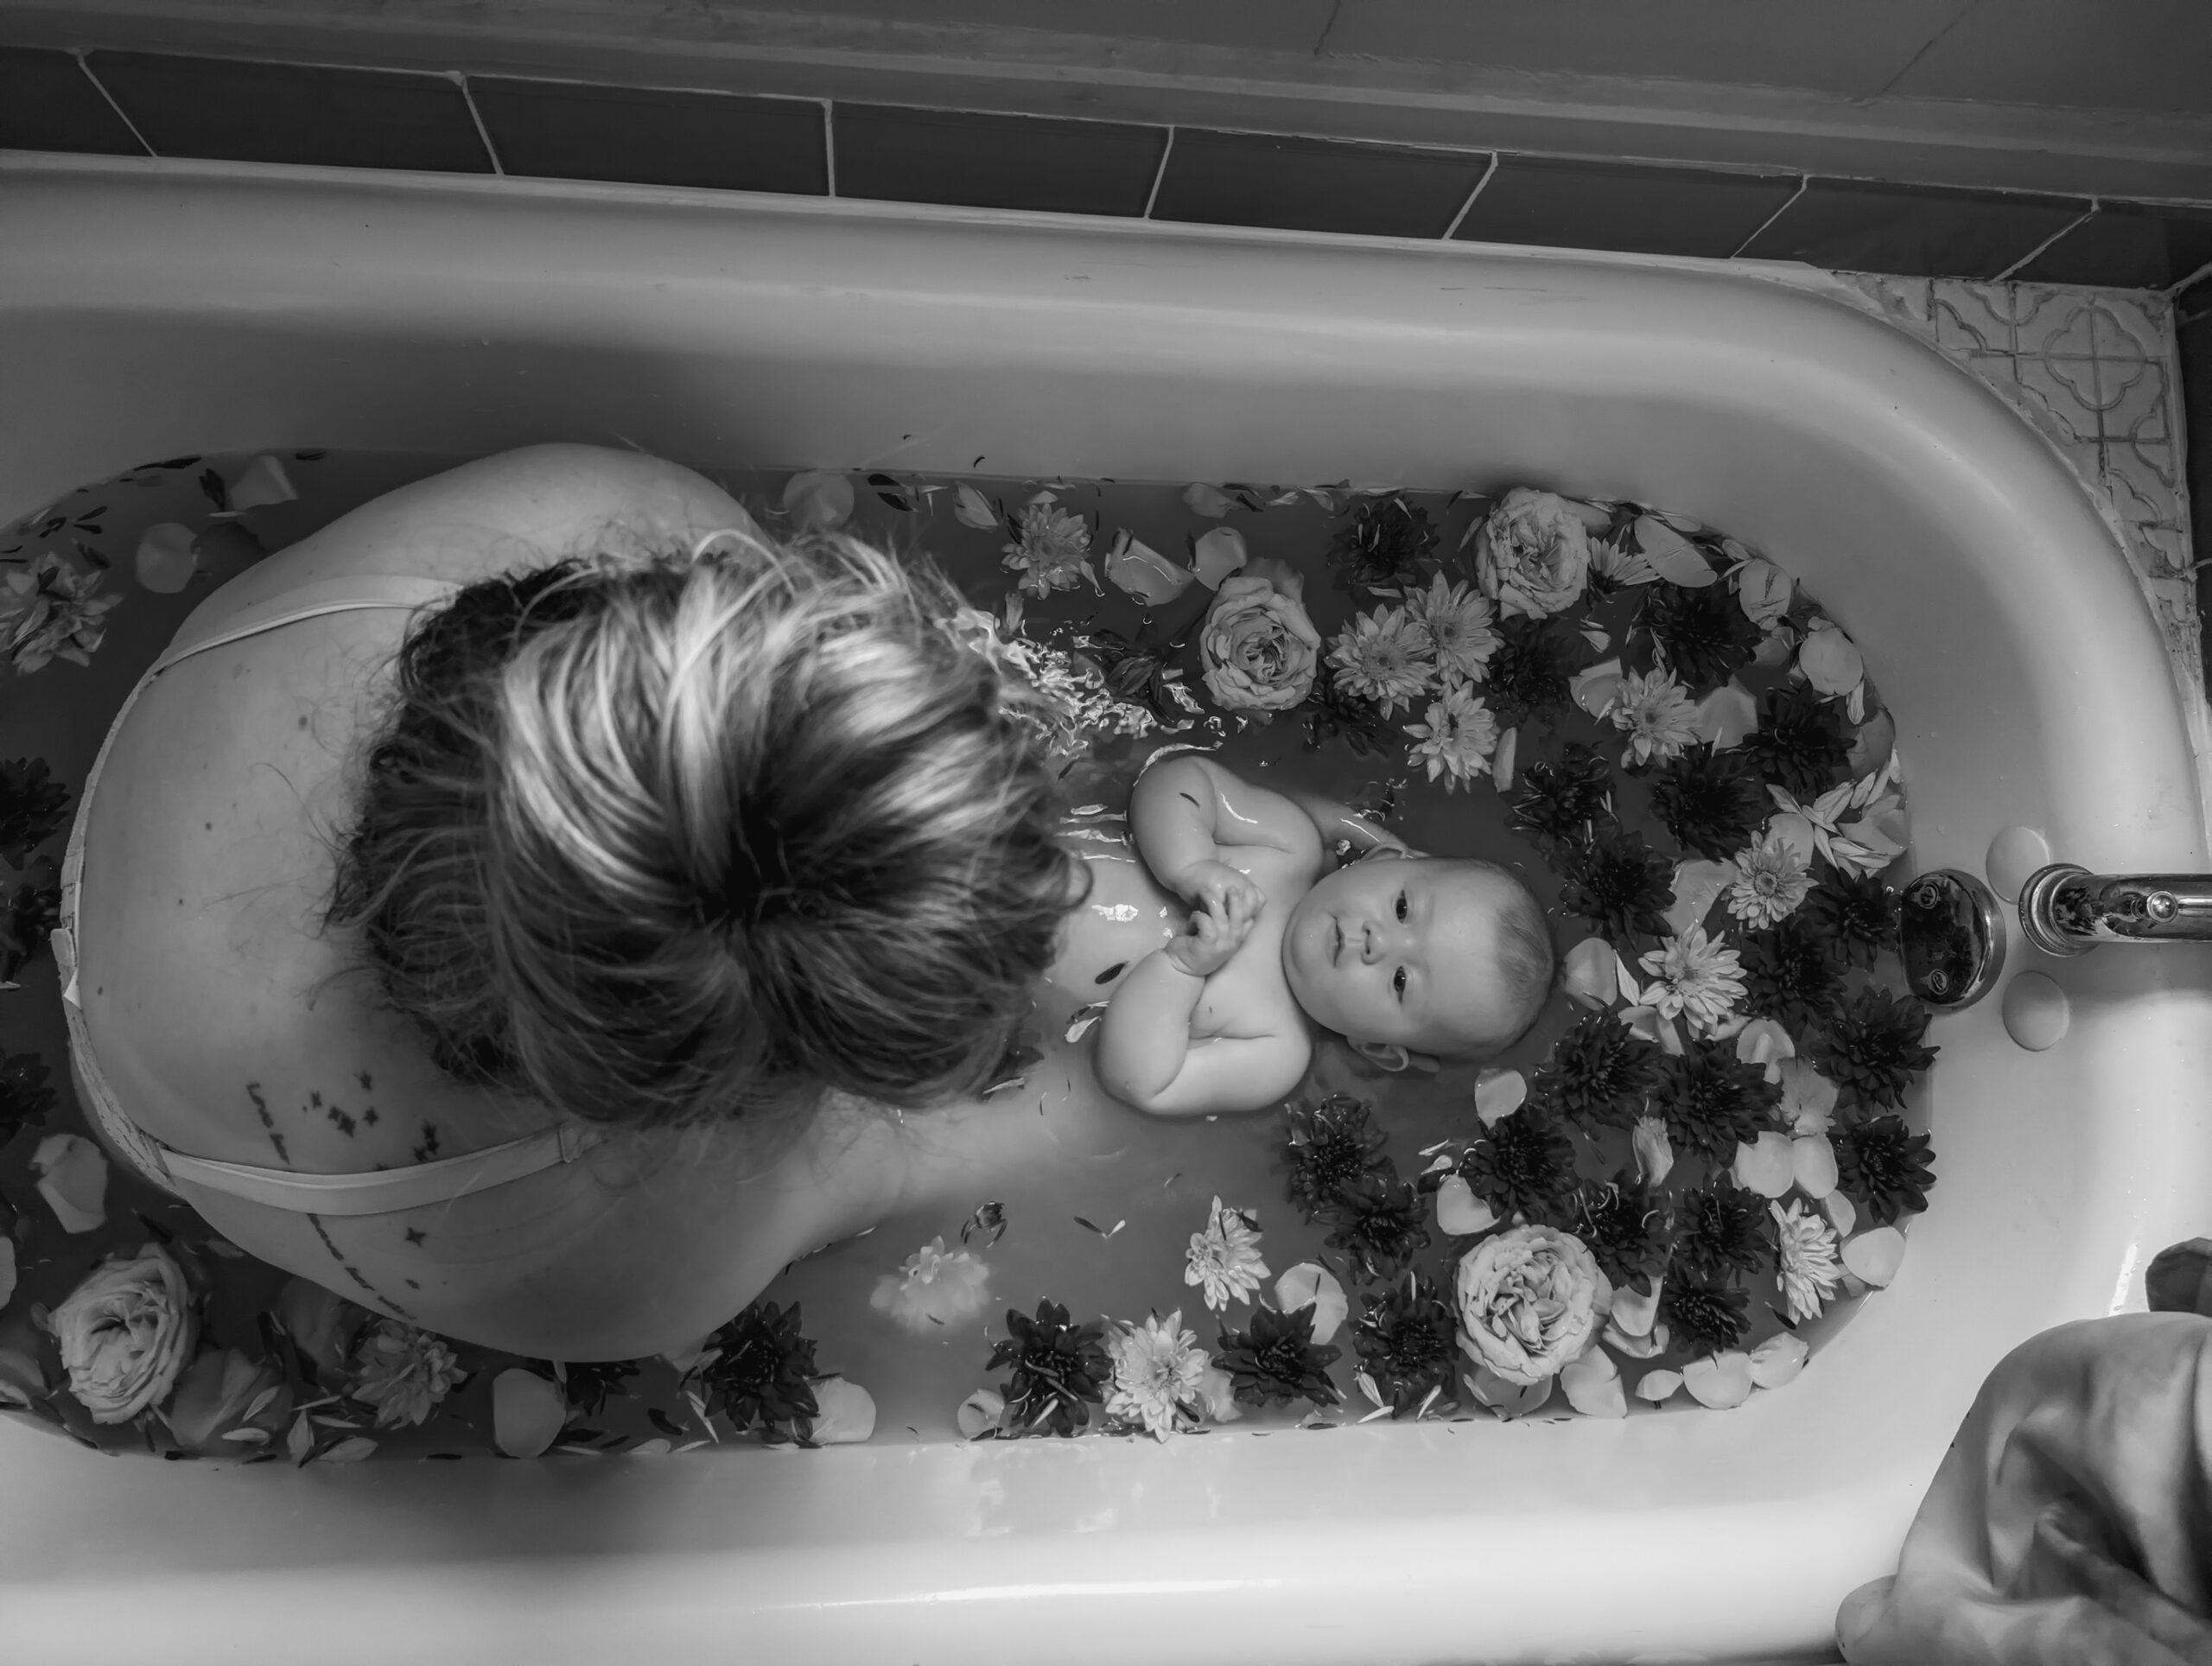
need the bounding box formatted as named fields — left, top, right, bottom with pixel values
left=311, top=524, right=1082, bottom=1144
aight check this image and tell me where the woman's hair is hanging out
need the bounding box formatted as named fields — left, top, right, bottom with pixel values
left=310, top=523, right=1083, bottom=1145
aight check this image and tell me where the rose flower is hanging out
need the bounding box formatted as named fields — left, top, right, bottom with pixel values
left=52, top=1242, right=198, bottom=1424
left=1453, top=1224, right=1609, bottom=1386
left=1199, top=560, right=1321, bottom=715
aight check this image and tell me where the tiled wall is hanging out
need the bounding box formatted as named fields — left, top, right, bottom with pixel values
left=7, top=44, right=2212, bottom=288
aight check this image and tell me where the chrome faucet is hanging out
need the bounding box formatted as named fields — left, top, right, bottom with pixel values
left=2018, top=863, right=2212, bottom=956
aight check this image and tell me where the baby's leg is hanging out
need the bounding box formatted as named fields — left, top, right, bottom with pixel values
left=1039, top=828, right=1187, bottom=1025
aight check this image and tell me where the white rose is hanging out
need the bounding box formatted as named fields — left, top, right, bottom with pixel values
left=53, top=1243, right=198, bottom=1424
left=1453, top=1224, right=1607, bottom=1386
left=1472, top=488, right=1594, bottom=619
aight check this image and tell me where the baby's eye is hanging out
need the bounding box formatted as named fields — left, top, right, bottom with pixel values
left=1393, top=967, right=1407, bottom=999
left=1395, top=890, right=1408, bottom=922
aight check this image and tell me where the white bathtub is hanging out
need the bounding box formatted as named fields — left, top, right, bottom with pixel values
left=2, top=152, right=2209, bottom=1666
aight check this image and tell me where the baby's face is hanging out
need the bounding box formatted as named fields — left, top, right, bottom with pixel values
left=1281, top=854, right=1527, bottom=1056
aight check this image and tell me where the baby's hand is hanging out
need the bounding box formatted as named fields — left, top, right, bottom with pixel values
left=1163, top=890, right=1258, bottom=979
left=1179, top=857, right=1265, bottom=924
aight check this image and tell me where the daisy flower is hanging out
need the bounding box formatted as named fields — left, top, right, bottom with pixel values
left=1103, top=1310, right=1213, bottom=1440
left=1726, top=836, right=1814, bottom=927
left=1402, top=574, right=1500, bottom=685
left=1185, top=1196, right=1270, bottom=1313
left=349, top=1319, right=467, bottom=1429
left=1637, top=925, right=1747, bottom=1035
left=1770, top=1199, right=1843, bottom=1323
left=1326, top=606, right=1435, bottom=718
left=1611, top=667, right=1700, bottom=767
left=1404, top=684, right=1501, bottom=794
left=1000, top=493, right=1096, bottom=599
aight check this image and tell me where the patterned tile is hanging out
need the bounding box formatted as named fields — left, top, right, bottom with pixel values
left=2099, top=357, right=2171, bottom=446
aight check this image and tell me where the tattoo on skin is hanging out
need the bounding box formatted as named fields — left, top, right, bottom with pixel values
left=410, top=1122, right=442, bottom=1164
left=306, top=1213, right=410, bottom=1319
left=245, top=1082, right=289, bottom=1164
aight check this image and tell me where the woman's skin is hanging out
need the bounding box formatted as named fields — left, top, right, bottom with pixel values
left=70, top=443, right=1068, bottom=1362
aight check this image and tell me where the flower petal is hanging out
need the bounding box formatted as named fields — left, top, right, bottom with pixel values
left=1748, top=1332, right=1811, bottom=1389
left=1183, top=483, right=1235, bottom=518
left=1731, top=1131, right=1796, bottom=1199
left=1634, top=518, right=1717, bottom=587
left=1736, top=558, right=1792, bottom=626
left=1631, top=1116, right=1675, bottom=1188
left=1491, top=725, right=1518, bottom=792
left=31, top=1133, right=107, bottom=1233
left=1274, top=1263, right=1349, bottom=1345
left=1602, top=1318, right=1669, bottom=1359
left=1764, top=811, right=1819, bottom=868
left=1191, top=526, right=1249, bottom=590
left=1797, top=621, right=1866, bottom=696
left=225, top=454, right=298, bottom=510
left=957, top=1388, right=1007, bottom=1439
left=1792, top=1134, right=1840, bottom=1199
left=1560, top=936, right=1619, bottom=1010
left=952, top=484, right=1000, bottom=531
left=1434, top=1175, right=1498, bottom=1237
left=1663, top=859, right=1734, bottom=938
left=1694, top=679, right=1760, bottom=751
left=1560, top=1346, right=1626, bottom=1418
left=1734, top=1016, right=1796, bottom=1077
left=1681, top=1351, right=1755, bottom=1408
left=1842, top=1225, right=1907, bottom=1288
left=807, top=1376, right=879, bottom=1445
left=134, top=522, right=199, bottom=595
left=1610, top=1274, right=1662, bottom=1338
left=1569, top=657, right=1624, bottom=719
left=1634, top=1368, right=1683, bottom=1403
left=782, top=469, right=854, bottom=531
left=318, top=1435, right=378, bottom=1464
left=1103, top=530, right=1196, bottom=607
left=1473, top=1068, right=1528, bottom=1126
left=1824, top=1189, right=1859, bottom=1237
left=492, top=1368, right=569, bottom=1459
left=1465, top=1365, right=1554, bottom=1420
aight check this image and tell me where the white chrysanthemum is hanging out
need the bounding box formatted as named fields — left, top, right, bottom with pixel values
left=1770, top=1199, right=1843, bottom=1324
left=349, top=1319, right=467, bottom=1429
left=868, top=1236, right=992, bottom=1333
left=1000, top=495, right=1095, bottom=599
left=1402, top=574, right=1500, bottom=684
left=1185, top=1196, right=1270, bottom=1312
left=1104, top=1310, right=1211, bottom=1440
left=1326, top=606, right=1435, bottom=718
left=1726, top=836, right=1814, bottom=927
left=1404, top=684, right=1500, bottom=794
left=1611, top=667, right=1700, bottom=767
left=1637, top=925, right=1746, bottom=1034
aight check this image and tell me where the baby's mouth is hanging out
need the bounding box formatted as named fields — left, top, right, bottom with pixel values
left=1329, top=919, right=1344, bottom=965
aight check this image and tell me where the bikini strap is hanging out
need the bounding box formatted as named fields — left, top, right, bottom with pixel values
left=155, top=1121, right=608, bottom=1218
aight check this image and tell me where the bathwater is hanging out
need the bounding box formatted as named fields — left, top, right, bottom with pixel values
left=0, top=450, right=1930, bottom=1461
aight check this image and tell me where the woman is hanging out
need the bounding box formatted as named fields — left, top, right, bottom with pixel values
left=54, top=444, right=1083, bottom=1361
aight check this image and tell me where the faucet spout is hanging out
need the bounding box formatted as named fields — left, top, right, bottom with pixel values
left=2018, top=862, right=2212, bottom=956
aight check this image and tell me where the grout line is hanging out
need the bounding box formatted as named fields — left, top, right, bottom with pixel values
left=1991, top=200, right=2095, bottom=283
left=2171, top=256, right=2212, bottom=302
left=1141, top=126, right=1174, bottom=219
left=73, top=51, right=156, bottom=157
left=822, top=100, right=836, bottom=196
left=454, top=75, right=505, bottom=175
left=1726, top=175, right=1809, bottom=259
left=1438, top=152, right=1497, bottom=240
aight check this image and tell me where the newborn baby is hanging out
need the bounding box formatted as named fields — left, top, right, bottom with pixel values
left=1054, top=754, right=1554, bottom=1117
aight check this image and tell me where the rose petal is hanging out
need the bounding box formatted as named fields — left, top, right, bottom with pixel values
left=1183, top=483, right=1235, bottom=518
left=782, top=469, right=854, bottom=531
left=1491, top=726, right=1518, bottom=792
left=1842, top=1225, right=1907, bottom=1288
left=1694, top=680, right=1760, bottom=751
left=1734, top=1017, right=1796, bottom=1078
left=1682, top=1351, right=1755, bottom=1408
left=1103, top=530, right=1196, bottom=607
left=31, top=1134, right=107, bottom=1233
left=1634, top=517, right=1717, bottom=587
left=1825, top=1190, right=1858, bottom=1237
left=318, top=1435, right=378, bottom=1464
left=1560, top=937, right=1619, bottom=1010
left=1792, top=1134, right=1840, bottom=1199
left=1663, top=860, right=1733, bottom=938
left=1748, top=1332, right=1811, bottom=1389
left=1569, top=657, right=1624, bottom=719
left=1798, top=621, right=1866, bottom=696
left=1635, top=1369, right=1683, bottom=1403
left=225, top=454, right=297, bottom=510
left=1630, top=1117, right=1675, bottom=1188
left=957, top=1388, right=1007, bottom=1439
left=1602, top=1318, right=1669, bottom=1359
left=1433, top=1175, right=1497, bottom=1237
left=1610, top=1275, right=1662, bottom=1339
left=1473, top=1069, right=1527, bottom=1127
left=1736, top=559, right=1792, bottom=627
left=1191, top=526, right=1249, bottom=590
left=1731, top=1131, right=1796, bottom=1199
left=952, top=484, right=1000, bottom=531
left=1849, top=709, right=1897, bottom=778
left=1764, top=811, right=1818, bottom=868
left=807, top=1377, right=878, bottom=1445
left=1560, top=1346, right=1626, bottom=1418
left=1753, top=627, right=1796, bottom=668
left=1275, top=1264, right=1350, bottom=1346
left=134, top=522, right=199, bottom=595
left=1465, top=1365, right=1554, bottom=1421
left=493, top=1368, right=569, bottom=1459
left=629, top=1438, right=673, bottom=1457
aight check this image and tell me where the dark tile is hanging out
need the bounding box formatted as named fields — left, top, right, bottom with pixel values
left=1736, top=177, right=2088, bottom=280
left=85, top=51, right=491, bottom=173
left=468, top=77, right=824, bottom=194
left=0, top=47, right=145, bottom=156
left=1151, top=129, right=1488, bottom=239
left=832, top=104, right=1165, bottom=216
left=2011, top=201, right=2212, bottom=291
left=1452, top=154, right=1798, bottom=258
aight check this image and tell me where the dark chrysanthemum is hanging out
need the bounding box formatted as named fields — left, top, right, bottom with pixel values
left=1301, top=670, right=1392, bottom=759
left=1459, top=1110, right=1582, bottom=1226
left=986, top=1300, right=1111, bottom=1437
left=1833, top=1113, right=1938, bottom=1225
left=1671, top=1180, right=1772, bottom=1283
left=1280, top=1096, right=1393, bottom=1224
left=1738, top=914, right=1846, bottom=1034
left=0, top=756, right=71, bottom=868
left=1646, top=744, right=1770, bottom=862
left=1555, top=829, right=1676, bottom=945
left=1654, top=1038, right=1783, bottom=1165
left=1575, top=1173, right=1672, bottom=1296
left=558, top=1358, right=641, bottom=1419
left=1739, top=684, right=1853, bottom=799
left=1485, top=614, right=1588, bottom=728
left=695, top=1300, right=820, bottom=1440
left=0, top=868, right=60, bottom=982
left=0, top=1047, right=55, bottom=1142
left=1809, top=989, right=1940, bottom=1111
left=1806, top=871, right=1901, bottom=967
left=1639, top=582, right=1763, bottom=696
left=1217, top=1303, right=1344, bottom=1409
left=1322, top=1167, right=1434, bottom=1284
left=1660, top=1276, right=1751, bottom=1358
left=1510, top=742, right=1618, bottom=849
left=1326, top=495, right=1439, bottom=593
left=1535, top=1012, right=1662, bottom=1132
left=1351, top=1273, right=1460, bottom=1415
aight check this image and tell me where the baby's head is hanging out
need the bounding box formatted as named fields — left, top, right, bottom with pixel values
left=1281, top=850, right=1554, bottom=1071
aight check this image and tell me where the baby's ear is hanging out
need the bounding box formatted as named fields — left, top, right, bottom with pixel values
left=1348, top=1038, right=1440, bottom=1074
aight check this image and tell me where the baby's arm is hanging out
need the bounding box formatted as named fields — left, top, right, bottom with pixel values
left=1127, top=754, right=1312, bottom=905
left=1274, top=785, right=1421, bottom=861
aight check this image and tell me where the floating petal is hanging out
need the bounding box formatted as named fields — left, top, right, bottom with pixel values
left=1635, top=1369, right=1683, bottom=1403
left=783, top=469, right=854, bottom=531
left=134, top=522, right=198, bottom=594
left=807, top=1377, right=878, bottom=1445
left=1274, top=1262, right=1349, bottom=1345
left=1792, top=1134, right=1840, bottom=1199
left=957, top=1388, right=1007, bottom=1439
left=1748, top=1332, right=1810, bottom=1389
left=1602, top=1319, right=1669, bottom=1359
left=1695, top=679, right=1759, bottom=750
left=492, top=1368, right=568, bottom=1459
left=1798, top=621, right=1865, bottom=696
left=1569, top=657, right=1624, bottom=719
left=1630, top=1117, right=1675, bottom=1188
left=1663, top=859, right=1734, bottom=938
left=1764, top=811, right=1818, bottom=868
left=1634, top=517, right=1717, bottom=587
left=1731, top=1131, right=1796, bottom=1199
left=1736, top=559, right=1792, bottom=626
left=1825, top=1189, right=1859, bottom=1237
left=1842, top=1225, right=1906, bottom=1288
left=31, top=1133, right=107, bottom=1233
left=1473, top=1068, right=1528, bottom=1126
left=1434, top=1174, right=1497, bottom=1237
left=1610, top=1274, right=1662, bottom=1338
left=1465, top=1365, right=1554, bottom=1421
left=225, top=454, right=298, bottom=510
left=1849, top=709, right=1897, bottom=778
left=1560, top=1346, right=1626, bottom=1418
left=952, top=484, right=1000, bottom=530
left=1183, top=483, right=1235, bottom=518
left=1734, top=1016, right=1796, bottom=1079
left=1681, top=1351, right=1754, bottom=1408
left=1103, top=529, right=1196, bottom=607
left=1491, top=726, right=1518, bottom=792
left=1191, top=526, right=1249, bottom=590
left=1560, top=937, right=1619, bottom=1010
